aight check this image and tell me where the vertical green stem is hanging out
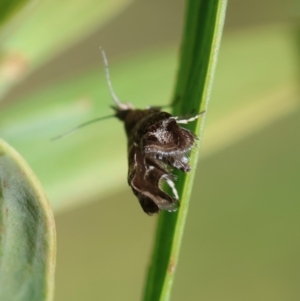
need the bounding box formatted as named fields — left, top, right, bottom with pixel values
left=142, top=1, right=227, bottom=300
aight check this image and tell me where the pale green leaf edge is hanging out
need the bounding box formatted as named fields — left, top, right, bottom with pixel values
left=0, top=138, right=56, bottom=301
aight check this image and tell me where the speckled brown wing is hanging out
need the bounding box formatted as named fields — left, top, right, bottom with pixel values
left=140, top=112, right=197, bottom=172
left=116, top=107, right=198, bottom=215
left=128, top=144, right=179, bottom=215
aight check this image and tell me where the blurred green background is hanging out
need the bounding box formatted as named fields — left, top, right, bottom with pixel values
left=1, top=0, right=299, bottom=300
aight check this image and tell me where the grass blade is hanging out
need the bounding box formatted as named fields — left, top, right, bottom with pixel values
left=142, top=1, right=227, bottom=300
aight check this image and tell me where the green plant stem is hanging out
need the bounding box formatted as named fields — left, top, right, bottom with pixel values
left=142, top=1, right=227, bottom=300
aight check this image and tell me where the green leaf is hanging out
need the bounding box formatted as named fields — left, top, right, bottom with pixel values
left=142, top=1, right=227, bottom=300
left=0, top=0, right=133, bottom=98
left=0, top=0, right=30, bottom=28
left=0, top=139, right=56, bottom=301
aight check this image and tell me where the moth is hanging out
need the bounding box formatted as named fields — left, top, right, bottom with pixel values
left=53, top=49, right=204, bottom=215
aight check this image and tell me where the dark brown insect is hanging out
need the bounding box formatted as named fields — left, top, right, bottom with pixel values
left=114, top=105, right=201, bottom=214
left=53, top=49, right=203, bottom=215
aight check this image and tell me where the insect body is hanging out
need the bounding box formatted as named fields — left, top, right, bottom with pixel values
left=114, top=105, right=200, bottom=214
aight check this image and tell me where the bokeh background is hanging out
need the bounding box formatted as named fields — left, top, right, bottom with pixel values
left=1, top=0, right=299, bottom=300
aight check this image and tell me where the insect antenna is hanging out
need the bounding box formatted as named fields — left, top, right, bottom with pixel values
left=51, top=114, right=115, bottom=141
left=52, top=48, right=127, bottom=141
left=100, top=47, right=128, bottom=110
